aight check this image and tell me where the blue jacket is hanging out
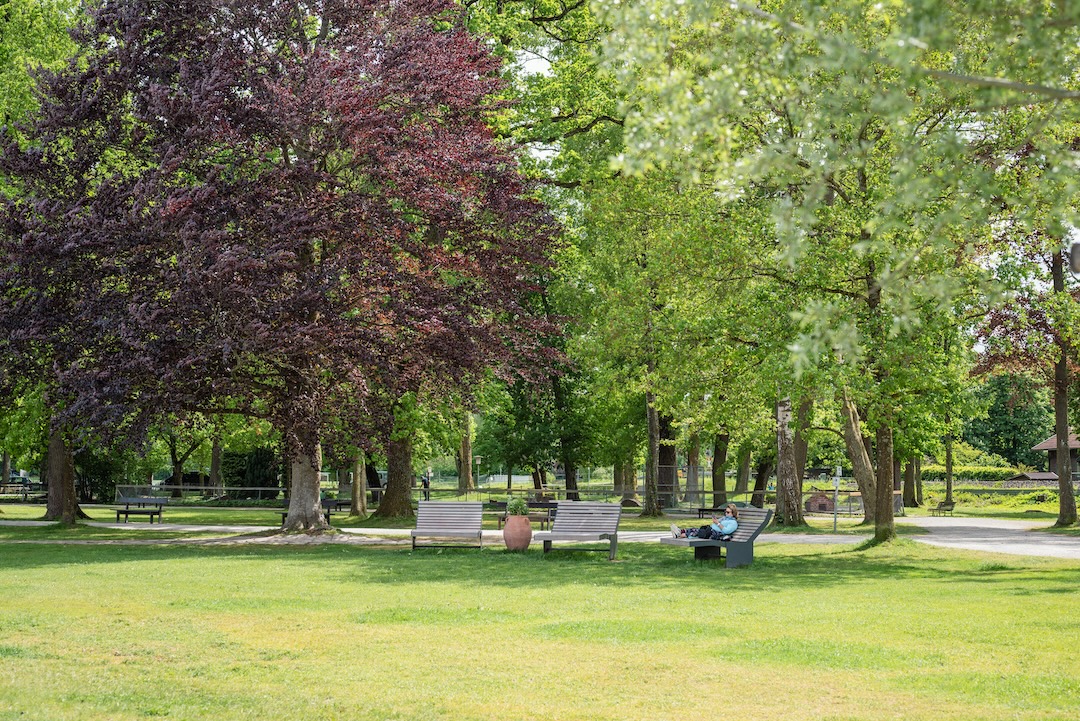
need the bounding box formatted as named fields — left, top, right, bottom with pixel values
left=711, top=516, right=738, bottom=536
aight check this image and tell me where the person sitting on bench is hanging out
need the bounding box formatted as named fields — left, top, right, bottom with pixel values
left=672, top=504, right=738, bottom=541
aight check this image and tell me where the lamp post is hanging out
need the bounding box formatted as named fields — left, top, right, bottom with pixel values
left=473, top=455, right=483, bottom=490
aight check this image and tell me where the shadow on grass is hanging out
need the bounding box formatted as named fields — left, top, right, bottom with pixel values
left=3, top=533, right=1078, bottom=596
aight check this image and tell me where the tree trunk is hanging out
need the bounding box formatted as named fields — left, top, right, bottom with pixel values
left=563, top=460, right=579, bottom=501
left=458, top=411, right=474, bottom=492
left=874, top=424, right=896, bottom=542
left=712, top=432, right=730, bottom=508
left=685, top=432, right=700, bottom=508
left=735, top=444, right=751, bottom=494
left=2, top=451, right=10, bottom=486
left=794, top=397, right=812, bottom=493
left=643, top=390, right=662, bottom=516
left=43, top=427, right=83, bottom=524
left=351, top=454, right=367, bottom=516
left=944, top=416, right=955, bottom=505
left=376, top=433, right=415, bottom=518
left=209, top=434, right=222, bottom=492
left=505, top=464, right=512, bottom=491
left=776, top=397, right=805, bottom=525
left=751, top=459, right=771, bottom=508
left=622, top=463, right=638, bottom=501
left=915, top=457, right=924, bottom=505
left=658, top=412, right=677, bottom=507
left=840, top=390, right=877, bottom=525
left=282, top=434, right=328, bottom=532
left=903, top=457, right=917, bottom=507
left=1052, top=247, right=1078, bottom=526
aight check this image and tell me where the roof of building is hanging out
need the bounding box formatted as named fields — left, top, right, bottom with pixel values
left=1008, top=471, right=1059, bottom=481
left=1031, top=433, right=1079, bottom=452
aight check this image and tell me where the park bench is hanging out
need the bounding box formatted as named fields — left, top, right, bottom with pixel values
left=930, top=501, right=955, bottom=517
left=115, top=496, right=168, bottom=523
left=329, top=498, right=353, bottom=512
left=661, top=507, right=773, bottom=568
left=411, top=501, right=484, bottom=549
left=491, top=500, right=557, bottom=530
left=695, top=501, right=748, bottom=518
left=279, top=499, right=334, bottom=526
left=533, top=501, right=621, bottom=560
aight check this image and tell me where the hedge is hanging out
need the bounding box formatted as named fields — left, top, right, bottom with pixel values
left=920, top=465, right=1019, bottom=483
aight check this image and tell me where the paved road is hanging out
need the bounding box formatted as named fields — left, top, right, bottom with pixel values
left=900, top=516, right=1080, bottom=560
left=3, top=516, right=1080, bottom=559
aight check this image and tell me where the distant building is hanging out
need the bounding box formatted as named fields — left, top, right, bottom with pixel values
left=1031, top=432, right=1079, bottom=484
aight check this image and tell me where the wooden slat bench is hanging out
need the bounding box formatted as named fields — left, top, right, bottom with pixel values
left=114, top=497, right=168, bottom=523
left=930, top=501, right=955, bottom=517
left=411, top=501, right=484, bottom=549
left=533, top=501, right=621, bottom=560
left=661, top=507, right=773, bottom=568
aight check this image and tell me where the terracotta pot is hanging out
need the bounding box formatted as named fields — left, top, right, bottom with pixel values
left=502, top=514, right=533, bottom=551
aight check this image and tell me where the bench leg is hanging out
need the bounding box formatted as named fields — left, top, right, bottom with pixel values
left=725, top=543, right=754, bottom=568
left=608, top=537, right=617, bottom=561
left=543, top=540, right=552, bottom=554
left=693, top=545, right=721, bottom=561
left=116, top=511, right=122, bottom=523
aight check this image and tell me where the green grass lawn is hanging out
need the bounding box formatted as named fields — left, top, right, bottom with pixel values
left=0, top=529, right=1078, bottom=720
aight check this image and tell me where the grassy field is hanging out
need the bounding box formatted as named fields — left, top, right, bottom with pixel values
left=1, top=526, right=1078, bottom=720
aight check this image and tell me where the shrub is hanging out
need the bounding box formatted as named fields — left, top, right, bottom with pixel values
left=920, top=465, right=1017, bottom=483
left=506, top=496, right=529, bottom=516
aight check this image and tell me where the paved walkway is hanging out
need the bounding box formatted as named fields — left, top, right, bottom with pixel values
left=3, top=516, right=1079, bottom=558
left=900, top=516, right=1080, bottom=560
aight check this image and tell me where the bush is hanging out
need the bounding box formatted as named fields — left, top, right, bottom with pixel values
left=222, top=447, right=281, bottom=499
left=920, top=465, right=1017, bottom=483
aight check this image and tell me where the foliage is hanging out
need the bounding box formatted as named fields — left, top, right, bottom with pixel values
left=0, top=0, right=556, bottom=468
left=963, top=374, right=1053, bottom=468
left=221, top=447, right=280, bottom=500
left=0, top=0, right=76, bottom=130
left=505, top=495, right=529, bottom=516
left=920, top=465, right=1019, bottom=483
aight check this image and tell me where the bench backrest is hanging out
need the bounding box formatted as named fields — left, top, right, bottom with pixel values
left=415, top=501, right=483, bottom=532
left=551, top=501, right=621, bottom=534
left=119, top=496, right=168, bottom=507
left=938, top=501, right=954, bottom=509
left=726, top=507, right=772, bottom=543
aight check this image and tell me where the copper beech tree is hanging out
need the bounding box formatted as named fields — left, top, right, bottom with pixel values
left=0, top=0, right=554, bottom=529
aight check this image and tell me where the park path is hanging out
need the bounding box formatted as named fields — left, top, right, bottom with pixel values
left=899, top=515, right=1080, bottom=560
left=2, top=516, right=1080, bottom=559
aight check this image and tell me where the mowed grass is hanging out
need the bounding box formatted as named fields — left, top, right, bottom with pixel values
left=0, top=533, right=1078, bottom=721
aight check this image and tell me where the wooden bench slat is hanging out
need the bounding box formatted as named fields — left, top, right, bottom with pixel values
left=533, top=501, right=621, bottom=560
left=411, top=501, right=484, bottom=549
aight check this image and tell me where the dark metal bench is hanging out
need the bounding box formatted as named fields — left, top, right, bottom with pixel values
left=411, top=501, right=484, bottom=549
left=533, top=501, right=621, bottom=560
left=114, top=497, right=167, bottom=523
left=661, top=507, right=773, bottom=568
left=930, top=501, right=955, bottom=517
left=279, top=498, right=334, bottom=525
left=492, top=500, right=556, bottom=530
